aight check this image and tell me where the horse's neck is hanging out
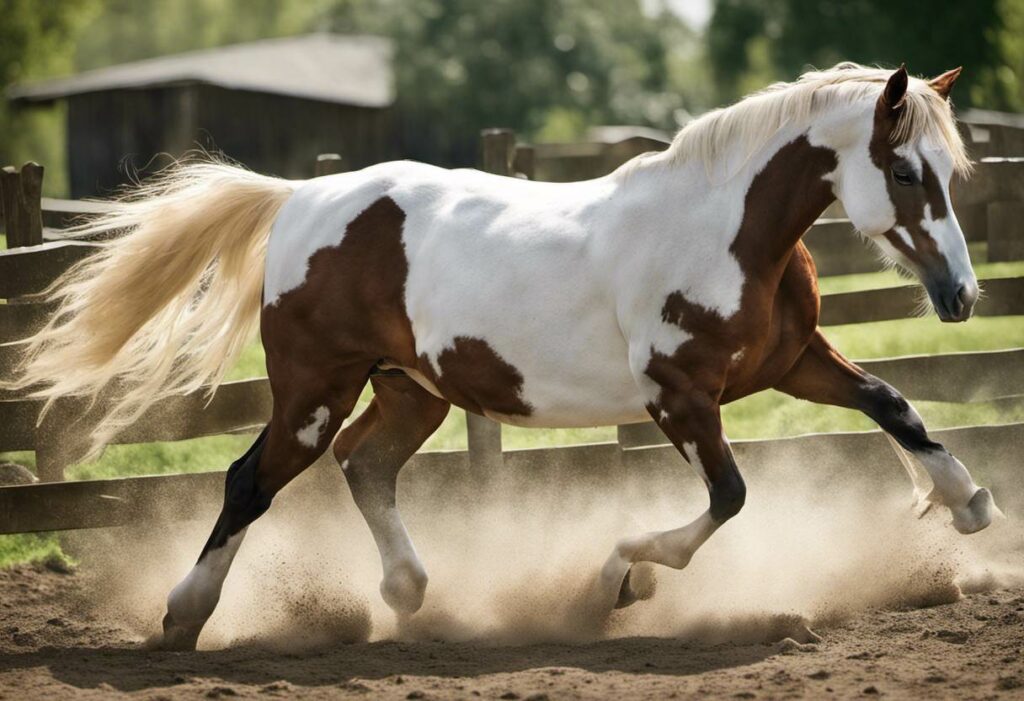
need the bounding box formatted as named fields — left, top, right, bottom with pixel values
left=727, top=133, right=838, bottom=279
left=620, top=127, right=838, bottom=283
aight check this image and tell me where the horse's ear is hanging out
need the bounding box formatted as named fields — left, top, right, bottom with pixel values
left=880, top=64, right=909, bottom=111
left=930, top=66, right=962, bottom=100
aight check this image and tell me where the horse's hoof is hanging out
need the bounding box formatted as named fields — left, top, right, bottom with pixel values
left=614, top=563, right=657, bottom=609
left=950, top=488, right=996, bottom=535
left=380, top=561, right=428, bottom=615
left=158, top=613, right=201, bottom=651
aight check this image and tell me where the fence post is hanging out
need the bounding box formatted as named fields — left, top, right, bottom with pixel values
left=464, top=130, right=518, bottom=473
left=315, top=153, right=344, bottom=177
left=513, top=144, right=535, bottom=180
left=0, top=163, right=44, bottom=249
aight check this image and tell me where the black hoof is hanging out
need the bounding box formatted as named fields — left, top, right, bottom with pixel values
left=157, top=613, right=202, bottom=651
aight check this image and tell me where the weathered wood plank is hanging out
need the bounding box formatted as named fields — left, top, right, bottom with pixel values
left=859, top=348, right=1024, bottom=403
left=0, top=163, right=44, bottom=249
left=40, top=197, right=116, bottom=229
left=0, top=240, right=101, bottom=298
left=3, top=421, right=1021, bottom=534
left=0, top=301, right=52, bottom=344
left=820, top=276, right=1024, bottom=326
left=0, top=378, right=271, bottom=453
left=802, top=219, right=883, bottom=277
left=952, top=157, right=1024, bottom=208
left=0, top=470, right=225, bottom=533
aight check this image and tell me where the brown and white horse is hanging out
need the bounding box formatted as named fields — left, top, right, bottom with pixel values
left=12, top=63, right=997, bottom=650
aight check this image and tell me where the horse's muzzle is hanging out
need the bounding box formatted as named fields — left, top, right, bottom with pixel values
left=928, top=278, right=979, bottom=323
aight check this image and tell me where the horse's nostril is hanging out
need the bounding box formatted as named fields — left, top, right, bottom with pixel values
left=954, top=283, right=977, bottom=319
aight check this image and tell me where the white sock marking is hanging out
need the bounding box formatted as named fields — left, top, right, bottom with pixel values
left=167, top=530, right=246, bottom=625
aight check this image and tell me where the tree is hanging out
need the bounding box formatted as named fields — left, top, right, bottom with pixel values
left=707, top=0, right=1020, bottom=110
left=0, top=0, right=92, bottom=190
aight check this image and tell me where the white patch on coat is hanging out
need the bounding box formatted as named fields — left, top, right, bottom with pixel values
left=893, top=225, right=914, bottom=250
left=166, top=530, right=246, bottom=626
left=731, top=348, right=745, bottom=364
left=296, top=406, right=330, bottom=448
left=682, top=440, right=710, bottom=487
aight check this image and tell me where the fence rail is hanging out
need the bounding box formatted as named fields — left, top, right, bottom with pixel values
left=3, top=420, right=1022, bottom=535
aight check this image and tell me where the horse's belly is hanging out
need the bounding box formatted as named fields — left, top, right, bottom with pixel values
left=395, top=354, right=651, bottom=429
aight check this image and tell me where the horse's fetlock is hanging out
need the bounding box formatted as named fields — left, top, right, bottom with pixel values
left=710, top=477, right=746, bottom=522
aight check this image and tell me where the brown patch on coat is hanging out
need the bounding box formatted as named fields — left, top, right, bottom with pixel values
left=868, top=93, right=949, bottom=271
left=262, top=196, right=416, bottom=369
left=261, top=196, right=531, bottom=423
left=417, top=337, right=532, bottom=417
left=645, top=136, right=837, bottom=409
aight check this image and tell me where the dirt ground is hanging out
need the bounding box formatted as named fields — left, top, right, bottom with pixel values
left=0, top=562, right=1022, bottom=700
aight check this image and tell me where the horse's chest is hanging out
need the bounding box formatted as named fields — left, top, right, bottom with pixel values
left=721, top=252, right=821, bottom=400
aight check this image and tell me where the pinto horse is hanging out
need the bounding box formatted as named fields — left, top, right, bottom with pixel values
left=12, top=63, right=997, bottom=650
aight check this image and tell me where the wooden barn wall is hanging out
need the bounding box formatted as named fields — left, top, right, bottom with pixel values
left=67, top=87, right=195, bottom=198
left=66, top=85, right=396, bottom=197
left=191, top=86, right=397, bottom=178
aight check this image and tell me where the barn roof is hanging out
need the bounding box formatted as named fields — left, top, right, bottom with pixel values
left=8, top=34, right=393, bottom=108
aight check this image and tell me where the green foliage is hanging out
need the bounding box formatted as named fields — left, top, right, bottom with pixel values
left=1, top=1, right=711, bottom=176
left=0, top=0, right=92, bottom=195
left=369, top=0, right=705, bottom=163
left=707, top=0, right=1022, bottom=109
left=0, top=532, right=65, bottom=569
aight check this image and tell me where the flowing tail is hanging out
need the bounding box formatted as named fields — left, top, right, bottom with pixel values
left=6, top=159, right=296, bottom=459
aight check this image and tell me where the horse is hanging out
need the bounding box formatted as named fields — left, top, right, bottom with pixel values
left=10, top=62, right=997, bottom=651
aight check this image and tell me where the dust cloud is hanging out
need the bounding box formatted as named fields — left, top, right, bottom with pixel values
left=72, top=442, right=1023, bottom=652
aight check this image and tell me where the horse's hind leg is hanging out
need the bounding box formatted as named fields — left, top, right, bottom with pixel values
left=776, top=330, right=996, bottom=534
left=159, top=360, right=372, bottom=650
left=333, top=373, right=449, bottom=614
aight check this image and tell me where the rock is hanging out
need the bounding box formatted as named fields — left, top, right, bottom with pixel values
left=206, top=687, right=238, bottom=698
left=405, top=692, right=425, bottom=700
left=935, top=629, right=970, bottom=644
left=42, top=555, right=75, bottom=575
left=863, top=685, right=880, bottom=695
left=808, top=670, right=831, bottom=680
left=500, top=693, right=520, bottom=700
left=997, top=676, right=1023, bottom=690
left=0, top=463, right=37, bottom=486
left=777, top=638, right=816, bottom=654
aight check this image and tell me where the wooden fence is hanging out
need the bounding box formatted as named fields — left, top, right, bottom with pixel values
left=1, top=124, right=1023, bottom=535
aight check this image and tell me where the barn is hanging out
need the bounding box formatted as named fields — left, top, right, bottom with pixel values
left=7, top=34, right=397, bottom=197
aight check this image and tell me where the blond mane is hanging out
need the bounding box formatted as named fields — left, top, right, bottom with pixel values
left=664, top=62, right=971, bottom=176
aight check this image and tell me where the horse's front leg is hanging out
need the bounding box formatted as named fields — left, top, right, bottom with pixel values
left=599, top=366, right=745, bottom=610
left=775, top=329, right=997, bottom=534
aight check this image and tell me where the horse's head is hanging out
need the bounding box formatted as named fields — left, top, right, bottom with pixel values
left=832, top=65, right=977, bottom=322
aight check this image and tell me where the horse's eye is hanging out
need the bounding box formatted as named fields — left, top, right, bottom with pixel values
left=891, top=166, right=915, bottom=186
